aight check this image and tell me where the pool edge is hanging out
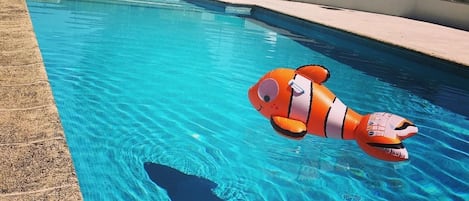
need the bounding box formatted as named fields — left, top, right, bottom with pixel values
left=0, top=0, right=83, bottom=200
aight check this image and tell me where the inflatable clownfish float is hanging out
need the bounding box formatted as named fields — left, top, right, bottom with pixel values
left=248, top=65, right=418, bottom=162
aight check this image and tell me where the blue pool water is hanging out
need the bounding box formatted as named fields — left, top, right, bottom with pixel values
left=27, top=0, right=468, bottom=200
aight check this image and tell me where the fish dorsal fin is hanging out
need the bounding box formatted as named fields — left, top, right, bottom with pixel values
left=295, top=64, right=330, bottom=84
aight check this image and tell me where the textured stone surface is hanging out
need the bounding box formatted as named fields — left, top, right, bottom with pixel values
left=0, top=29, right=37, bottom=52
left=0, top=105, right=63, bottom=144
left=0, top=185, right=82, bottom=201
left=0, top=139, right=77, bottom=193
left=0, top=46, right=43, bottom=66
left=0, top=64, right=48, bottom=85
left=0, top=82, right=55, bottom=109
left=0, top=0, right=83, bottom=200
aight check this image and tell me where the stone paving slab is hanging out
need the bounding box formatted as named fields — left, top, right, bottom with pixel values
left=0, top=105, right=63, bottom=144
left=0, top=64, right=48, bottom=85
left=0, top=47, right=43, bottom=66
left=0, top=0, right=83, bottom=200
left=0, top=139, right=77, bottom=194
left=0, top=82, right=55, bottom=109
left=1, top=185, right=82, bottom=201
left=0, top=29, right=37, bottom=52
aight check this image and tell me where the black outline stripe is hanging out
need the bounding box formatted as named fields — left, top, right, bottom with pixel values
left=367, top=143, right=405, bottom=149
left=287, top=74, right=297, bottom=118
left=323, top=97, right=336, bottom=138
left=296, top=64, right=331, bottom=83
left=305, top=81, right=313, bottom=126
left=340, top=108, right=348, bottom=139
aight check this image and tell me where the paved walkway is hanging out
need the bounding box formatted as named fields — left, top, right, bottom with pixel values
left=220, top=0, right=469, bottom=67
left=0, top=0, right=82, bottom=200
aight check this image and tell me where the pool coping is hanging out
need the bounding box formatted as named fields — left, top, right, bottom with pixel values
left=214, top=0, right=469, bottom=68
left=0, top=0, right=83, bottom=200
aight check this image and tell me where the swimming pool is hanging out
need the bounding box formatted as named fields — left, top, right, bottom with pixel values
left=27, top=0, right=468, bottom=200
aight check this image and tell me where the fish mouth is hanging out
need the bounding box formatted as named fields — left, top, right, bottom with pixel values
left=367, top=143, right=408, bottom=159
left=367, top=143, right=404, bottom=149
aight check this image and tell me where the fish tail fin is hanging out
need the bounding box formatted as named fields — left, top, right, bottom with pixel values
left=353, top=112, right=418, bottom=162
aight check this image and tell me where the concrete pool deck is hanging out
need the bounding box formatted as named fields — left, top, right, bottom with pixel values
left=0, top=0, right=82, bottom=200
left=0, top=0, right=468, bottom=200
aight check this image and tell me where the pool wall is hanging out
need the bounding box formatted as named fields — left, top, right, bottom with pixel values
left=0, top=0, right=83, bottom=200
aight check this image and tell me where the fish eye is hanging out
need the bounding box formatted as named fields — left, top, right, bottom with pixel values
left=257, top=78, right=279, bottom=103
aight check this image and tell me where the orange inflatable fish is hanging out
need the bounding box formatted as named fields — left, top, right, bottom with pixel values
left=248, top=65, right=418, bottom=162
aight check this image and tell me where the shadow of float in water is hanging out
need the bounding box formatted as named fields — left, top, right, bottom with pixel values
left=144, top=162, right=223, bottom=201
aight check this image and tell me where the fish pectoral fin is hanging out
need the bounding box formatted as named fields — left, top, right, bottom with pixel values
left=270, top=116, right=307, bottom=139
left=295, top=64, right=330, bottom=84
